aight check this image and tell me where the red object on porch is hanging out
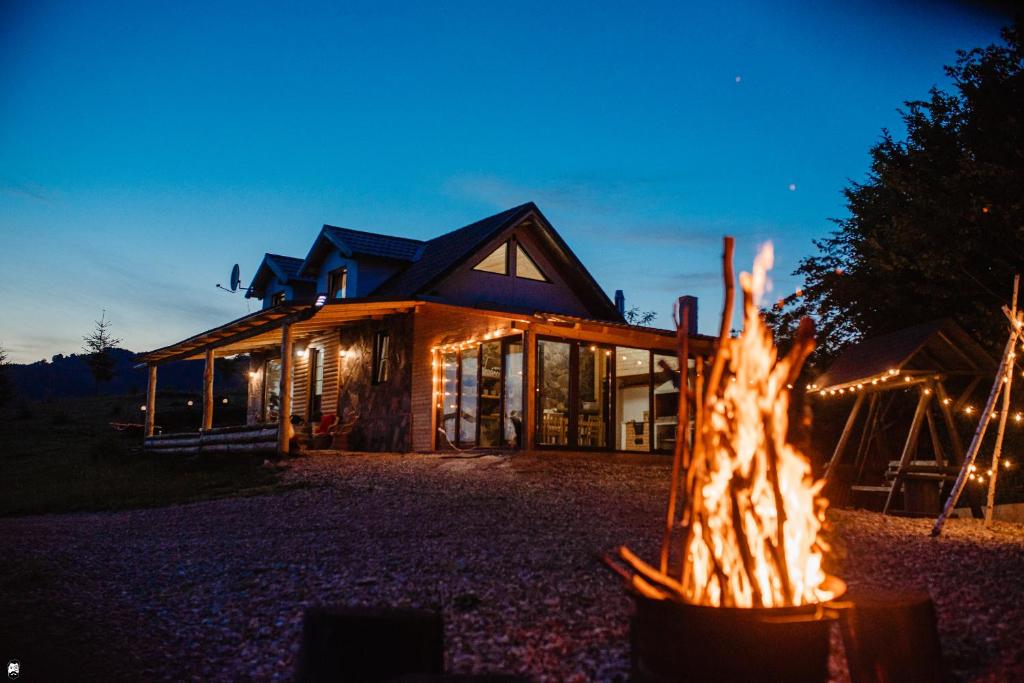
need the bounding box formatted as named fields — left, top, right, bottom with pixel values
left=314, top=413, right=339, bottom=436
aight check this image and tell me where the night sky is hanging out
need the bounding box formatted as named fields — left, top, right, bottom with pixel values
left=0, top=1, right=1007, bottom=362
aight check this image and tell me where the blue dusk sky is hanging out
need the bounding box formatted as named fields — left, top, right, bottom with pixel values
left=0, top=1, right=1008, bottom=363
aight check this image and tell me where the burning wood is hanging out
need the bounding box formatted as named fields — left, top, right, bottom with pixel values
left=612, top=238, right=837, bottom=608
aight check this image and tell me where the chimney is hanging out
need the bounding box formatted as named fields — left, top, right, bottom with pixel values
left=614, top=289, right=626, bottom=316
left=677, top=295, right=698, bottom=334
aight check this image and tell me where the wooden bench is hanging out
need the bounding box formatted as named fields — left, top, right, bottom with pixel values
left=851, top=460, right=961, bottom=515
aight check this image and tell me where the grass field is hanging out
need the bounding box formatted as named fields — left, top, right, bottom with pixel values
left=0, top=393, right=296, bottom=517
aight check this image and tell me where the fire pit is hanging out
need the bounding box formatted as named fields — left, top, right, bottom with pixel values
left=607, top=238, right=844, bottom=682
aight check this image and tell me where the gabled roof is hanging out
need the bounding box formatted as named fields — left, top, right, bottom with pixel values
left=813, top=319, right=995, bottom=392
left=246, top=253, right=312, bottom=298
left=372, top=202, right=623, bottom=321
left=299, top=225, right=424, bottom=276
left=373, top=203, right=531, bottom=298
left=322, top=225, right=424, bottom=261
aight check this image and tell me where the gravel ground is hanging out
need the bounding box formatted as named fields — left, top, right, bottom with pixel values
left=2, top=452, right=1022, bottom=682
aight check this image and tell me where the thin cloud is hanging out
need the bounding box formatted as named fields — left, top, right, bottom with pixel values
left=0, top=177, right=54, bottom=202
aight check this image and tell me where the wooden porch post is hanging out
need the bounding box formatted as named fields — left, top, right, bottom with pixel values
left=823, top=391, right=866, bottom=481
left=278, top=322, right=294, bottom=455
left=145, top=364, right=157, bottom=438
left=523, top=328, right=536, bottom=452
left=883, top=388, right=932, bottom=514
left=202, top=348, right=214, bottom=430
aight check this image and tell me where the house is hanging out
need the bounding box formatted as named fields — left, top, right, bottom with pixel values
left=139, top=203, right=715, bottom=455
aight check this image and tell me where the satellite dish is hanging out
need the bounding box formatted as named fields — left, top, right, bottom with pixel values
left=229, top=264, right=241, bottom=292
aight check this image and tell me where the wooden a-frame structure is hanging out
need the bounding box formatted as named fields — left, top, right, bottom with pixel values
left=818, top=319, right=994, bottom=516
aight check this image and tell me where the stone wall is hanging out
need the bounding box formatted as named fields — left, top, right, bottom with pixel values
left=337, top=313, right=413, bottom=452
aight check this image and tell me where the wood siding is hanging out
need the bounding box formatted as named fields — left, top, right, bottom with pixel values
left=245, top=329, right=341, bottom=425
left=337, top=313, right=413, bottom=451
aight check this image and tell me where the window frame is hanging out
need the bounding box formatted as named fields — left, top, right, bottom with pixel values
left=327, top=267, right=348, bottom=300
left=371, top=330, right=390, bottom=385
left=471, top=242, right=510, bottom=276
left=514, top=242, right=550, bottom=282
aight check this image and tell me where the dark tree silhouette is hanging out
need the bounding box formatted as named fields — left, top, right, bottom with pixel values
left=766, top=22, right=1024, bottom=365
left=82, top=311, right=123, bottom=394
left=0, top=344, right=12, bottom=407
left=625, top=306, right=658, bottom=326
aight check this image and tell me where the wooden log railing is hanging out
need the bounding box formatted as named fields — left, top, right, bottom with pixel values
left=144, top=423, right=279, bottom=456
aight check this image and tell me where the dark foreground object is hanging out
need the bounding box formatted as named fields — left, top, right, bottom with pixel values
left=630, top=594, right=834, bottom=683
left=296, top=606, right=443, bottom=683
left=839, top=589, right=945, bottom=683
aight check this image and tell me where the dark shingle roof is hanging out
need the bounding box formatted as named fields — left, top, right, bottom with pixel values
left=373, top=203, right=533, bottom=297
left=322, top=225, right=424, bottom=262
left=265, top=253, right=307, bottom=281
left=814, top=319, right=994, bottom=391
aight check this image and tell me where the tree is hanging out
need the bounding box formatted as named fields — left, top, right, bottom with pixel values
left=0, top=344, right=13, bottom=407
left=625, top=306, right=658, bottom=326
left=82, top=311, right=122, bottom=394
left=766, top=22, right=1024, bottom=365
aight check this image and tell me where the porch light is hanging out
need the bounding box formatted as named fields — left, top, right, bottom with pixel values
left=315, top=294, right=327, bottom=307
left=187, top=400, right=194, bottom=407
left=140, top=405, right=147, bottom=411
left=249, top=371, right=258, bottom=379
left=222, top=398, right=229, bottom=404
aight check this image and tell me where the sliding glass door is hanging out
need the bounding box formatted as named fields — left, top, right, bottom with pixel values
left=537, top=339, right=570, bottom=446
left=577, top=343, right=611, bottom=448
left=533, top=338, right=688, bottom=454
left=437, top=336, right=524, bottom=450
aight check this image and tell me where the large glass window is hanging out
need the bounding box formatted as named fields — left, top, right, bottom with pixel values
left=503, top=340, right=524, bottom=448
left=309, top=348, right=324, bottom=418
left=441, top=351, right=458, bottom=443
left=653, top=353, right=681, bottom=452
left=438, top=337, right=524, bottom=450
left=615, top=348, right=651, bottom=452
left=264, top=359, right=282, bottom=422
left=537, top=339, right=570, bottom=446
left=479, top=341, right=503, bottom=447
left=577, top=343, right=611, bottom=448
left=459, top=352, right=479, bottom=445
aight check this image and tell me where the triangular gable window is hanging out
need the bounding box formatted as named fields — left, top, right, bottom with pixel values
left=516, top=244, right=548, bottom=281
left=472, top=242, right=508, bottom=275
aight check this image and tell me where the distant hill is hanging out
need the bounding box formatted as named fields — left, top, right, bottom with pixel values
left=8, top=348, right=247, bottom=401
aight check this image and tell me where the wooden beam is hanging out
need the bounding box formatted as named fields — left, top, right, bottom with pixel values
left=145, top=364, right=157, bottom=438
left=853, top=392, right=880, bottom=484
left=202, top=348, right=214, bottom=430
left=152, top=307, right=317, bottom=365
left=851, top=393, right=884, bottom=483
left=823, top=392, right=866, bottom=480
left=278, top=322, right=294, bottom=456
left=925, top=404, right=946, bottom=466
left=935, top=382, right=966, bottom=464
left=523, top=328, right=536, bottom=451
left=883, top=389, right=931, bottom=514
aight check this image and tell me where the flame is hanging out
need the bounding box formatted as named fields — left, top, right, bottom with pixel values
left=617, top=241, right=834, bottom=608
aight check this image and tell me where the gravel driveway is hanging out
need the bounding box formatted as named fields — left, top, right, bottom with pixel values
left=2, top=452, right=1022, bottom=681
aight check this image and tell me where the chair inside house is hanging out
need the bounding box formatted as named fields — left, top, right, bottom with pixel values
left=312, top=413, right=339, bottom=449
